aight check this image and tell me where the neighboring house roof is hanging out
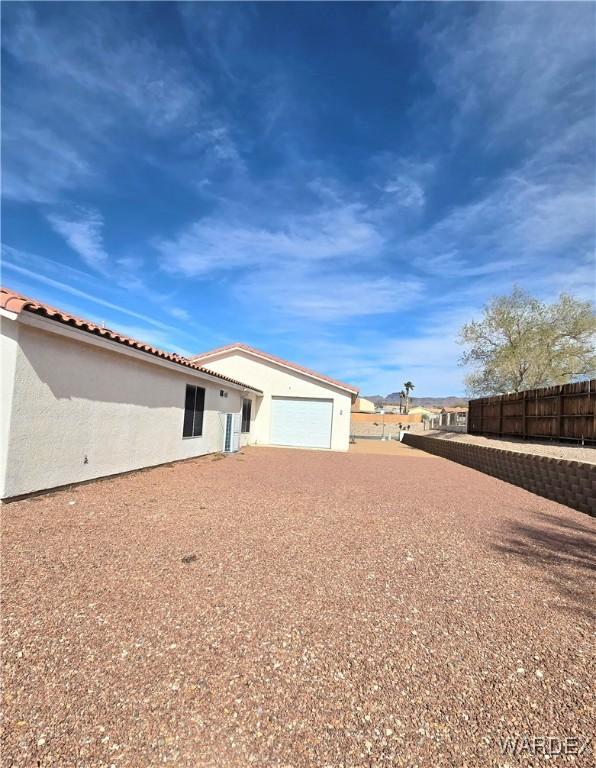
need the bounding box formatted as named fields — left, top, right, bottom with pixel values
left=0, top=287, right=262, bottom=393
left=192, top=342, right=359, bottom=397
left=409, top=405, right=441, bottom=413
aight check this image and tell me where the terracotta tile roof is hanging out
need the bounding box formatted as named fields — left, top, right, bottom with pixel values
left=0, top=287, right=262, bottom=393
left=191, top=342, right=360, bottom=397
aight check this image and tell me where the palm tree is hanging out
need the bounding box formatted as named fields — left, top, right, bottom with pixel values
left=399, top=389, right=406, bottom=414
left=403, top=381, right=415, bottom=413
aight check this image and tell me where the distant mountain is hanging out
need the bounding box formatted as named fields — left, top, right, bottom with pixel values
left=364, top=394, right=468, bottom=407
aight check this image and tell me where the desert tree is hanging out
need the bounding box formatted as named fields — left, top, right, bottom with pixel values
left=458, top=286, right=596, bottom=396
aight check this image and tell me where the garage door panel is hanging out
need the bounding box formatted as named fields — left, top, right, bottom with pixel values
left=270, top=397, right=332, bottom=449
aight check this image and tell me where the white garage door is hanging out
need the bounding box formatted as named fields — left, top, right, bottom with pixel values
left=270, top=397, right=333, bottom=449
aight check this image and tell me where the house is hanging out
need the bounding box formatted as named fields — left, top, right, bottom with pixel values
left=0, top=289, right=358, bottom=499
left=351, top=397, right=376, bottom=413
left=439, top=406, right=468, bottom=427
left=409, top=406, right=441, bottom=418
left=191, top=344, right=358, bottom=451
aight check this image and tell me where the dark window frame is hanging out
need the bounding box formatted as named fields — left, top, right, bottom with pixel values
left=182, top=384, right=205, bottom=438
left=241, top=398, right=252, bottom=433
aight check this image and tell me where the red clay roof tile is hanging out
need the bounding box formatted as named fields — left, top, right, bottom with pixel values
left=0, top=287, right=262, bottom=393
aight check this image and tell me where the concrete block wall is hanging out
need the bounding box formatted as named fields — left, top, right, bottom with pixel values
left=402, top=434, right=595, bottom=516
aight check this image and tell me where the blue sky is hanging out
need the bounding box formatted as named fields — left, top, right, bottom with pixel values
left=2, top=2, right=595, bottom=396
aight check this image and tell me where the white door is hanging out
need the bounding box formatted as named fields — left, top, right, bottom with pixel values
left=223, top=413, right=241, bottom=452
left=270, top=397, right=333, bottom=449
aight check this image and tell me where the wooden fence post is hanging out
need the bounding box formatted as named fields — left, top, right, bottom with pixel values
left=522, top=391, right=527, bottom=440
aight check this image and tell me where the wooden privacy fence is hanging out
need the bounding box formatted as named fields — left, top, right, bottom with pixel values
left=468, top=379, right=596, bottom=444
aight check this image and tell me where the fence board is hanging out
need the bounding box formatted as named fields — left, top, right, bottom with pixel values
left=467, top=380, right=595, bottom=444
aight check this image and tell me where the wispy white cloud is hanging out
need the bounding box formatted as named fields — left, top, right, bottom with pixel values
left=3, top=4, right=202, bottom=134
left=384, top=176, right=425, bottom=210
left=157, top=202, right=384, bottom=277
left=1, top=248, right=209, bottom=344
left=1, top=118, right=93, bottom=204
left=169, top=307, right=191, bottom=322
left=388, top=0, right=595, bottom=321
left=381, top=157, right=435, bottom=211
left=177, top=2, right=251, bottom=85
left=1, top=3, right=238, bottom=204
left=43, top=209, right=197, bottom=325
left=2, top=253, right=177, bottom=334
left=47, top=209, right=109, bottom=273
left=530, top=251, right=596, bottom=305
left=2, top=273, right=194, bottom=357
left=406, top=152, right=594, bottom=280
left=240, top=268, right=423, bottom=322
left=413, top=3, right=595, bottom=144
left=156, top=195, right=410, bottom=322
left=177, top=122, right=246, bottom=184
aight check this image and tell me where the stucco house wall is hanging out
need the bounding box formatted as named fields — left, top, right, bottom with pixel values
left=192, top=350, right=353, bottom=451
left=0, top=313, right=251, bottom=499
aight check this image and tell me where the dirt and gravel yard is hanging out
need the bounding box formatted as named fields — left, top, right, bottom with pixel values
left=2, top=447, right=594, bottom=767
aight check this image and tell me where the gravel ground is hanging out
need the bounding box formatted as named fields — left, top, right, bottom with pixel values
left=2, top=448, right=594, bottom=767
left=349, top=439, right=435, bottom=456
left=425, top=430, right=596, bottom=464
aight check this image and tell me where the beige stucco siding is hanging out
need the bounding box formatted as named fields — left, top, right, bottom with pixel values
left=0, top=316, right=245, bottom=498
left=352, top=397, right=376, bottom=413
left=0, top=314, right=19, bottom=497
left=197, top=351, right=352, bottom=451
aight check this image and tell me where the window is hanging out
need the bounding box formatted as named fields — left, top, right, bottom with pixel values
left=183, top=384, right=205, bottom=438
left=241, top=398, right=252, bottom=433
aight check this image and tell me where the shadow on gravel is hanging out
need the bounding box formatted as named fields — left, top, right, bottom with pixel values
left=494, top=511, right=595, bottom=620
